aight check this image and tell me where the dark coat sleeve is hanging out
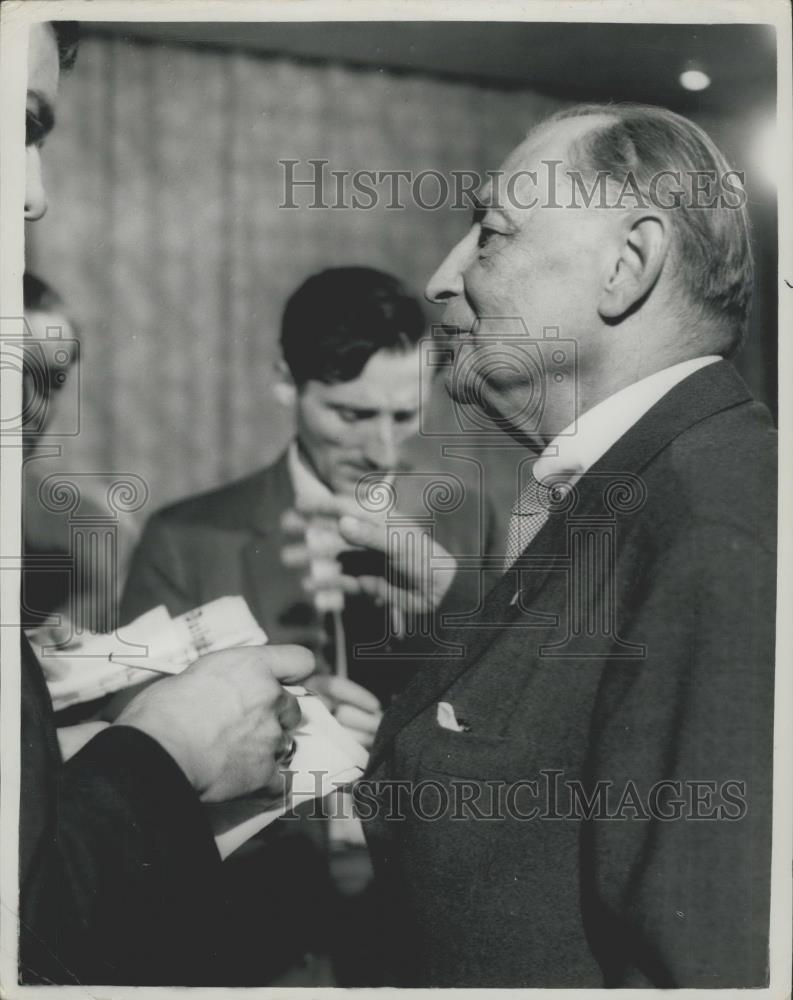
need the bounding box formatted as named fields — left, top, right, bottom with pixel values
left=582, top=519, right=774, bottom=987
left=120, top=513, right=196, bottom=625
left=19, top=636, right=227, bottom=986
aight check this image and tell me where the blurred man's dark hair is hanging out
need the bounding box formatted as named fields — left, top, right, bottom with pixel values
left=280, top=266, right=425, bottom=386
left=52, top=20, right=80, bottom=72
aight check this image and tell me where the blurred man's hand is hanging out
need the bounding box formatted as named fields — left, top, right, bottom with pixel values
left=116, top=644, right=313, bottom=802
left=308, top=674, right=383, bottom=749
left=281, top=499, right=457, bottom=618
left=280, top=508, right=347, bottom=613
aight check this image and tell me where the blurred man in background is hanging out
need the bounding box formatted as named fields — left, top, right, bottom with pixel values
left=121, top=266, right=446, bottom=716
left=16, top=20, right=313, bottom=986
left=118, top=264, right=497, bottom=983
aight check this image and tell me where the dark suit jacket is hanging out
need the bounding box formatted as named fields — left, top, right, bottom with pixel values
left=117, top=449, right=497, bottom=983
left=121, top=450, right=497, bottom=704
left=19, top=635, right=226, bottom=985
left=361, top=361, right=776, bottom=987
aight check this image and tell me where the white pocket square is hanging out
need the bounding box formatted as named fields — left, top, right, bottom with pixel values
left=437, top=701, right=466, bottom=732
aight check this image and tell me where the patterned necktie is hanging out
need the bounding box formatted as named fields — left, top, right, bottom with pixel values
left=503, top=474, right=556, bottom=570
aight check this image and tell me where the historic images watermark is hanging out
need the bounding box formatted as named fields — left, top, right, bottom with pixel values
left=0, top=315, right=80, bottom=446
left=282, top=771, right=750, bottom=823
left=2, top=309, right=646, bottom=667
left=1, top=314, right=148, bottom=637
left=279, top=160, right=748, bottom=212
left=348, top=320, right=647, bottom=661
left=420, top=320, right=578, bottom=438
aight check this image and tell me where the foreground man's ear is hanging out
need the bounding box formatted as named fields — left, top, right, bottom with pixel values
left=598, top=213, right=670, bottom=320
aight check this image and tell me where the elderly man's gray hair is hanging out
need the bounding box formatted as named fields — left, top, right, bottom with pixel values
left=546, top=103, right=753, bottom=355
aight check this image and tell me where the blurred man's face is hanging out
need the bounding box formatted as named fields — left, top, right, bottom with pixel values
left=26, top=23, right=60, bottom=221
left=295, top=346, right=424, bottom=496
left=22, top=310, right=76, bottom=455
left=425, top=115, right=621, bottom=445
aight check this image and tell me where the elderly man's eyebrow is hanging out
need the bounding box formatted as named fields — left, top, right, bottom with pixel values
left=470, top=195, right=517, bottom=231
left=470, top=192, right=503, bottom=218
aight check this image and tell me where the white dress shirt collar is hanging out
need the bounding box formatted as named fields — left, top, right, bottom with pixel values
left=287, top=442, right=335, bottom=508
left=287, top=441, right=399, bottom=509
left=533, top=356, right=721, bottom=486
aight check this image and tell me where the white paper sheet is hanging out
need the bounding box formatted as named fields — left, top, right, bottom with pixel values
left=207, top=686, right=368, bottom=859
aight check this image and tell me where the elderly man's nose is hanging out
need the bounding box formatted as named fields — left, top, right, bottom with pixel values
left=25, top=147, right=48, bottom=221
left=425, top=228, right=478, bottom=303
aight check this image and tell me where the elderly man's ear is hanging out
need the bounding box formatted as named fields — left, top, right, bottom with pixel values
left=273, top=358, right=297, bottom=406
left=598, top=214, right=670, bottom=321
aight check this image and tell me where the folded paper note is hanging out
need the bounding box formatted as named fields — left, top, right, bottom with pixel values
left=32, top=596, right=368, bottom=856
left=31, top=596, right=268, bottom=711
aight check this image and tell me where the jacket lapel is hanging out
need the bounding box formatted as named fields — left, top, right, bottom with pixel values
left=367, top=360, right=754, bottom=771
left=240, top=453, right=304, bottom=636
left=367, top=509, right=568, bottom=770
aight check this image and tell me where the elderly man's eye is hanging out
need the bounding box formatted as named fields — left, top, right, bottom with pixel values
left=477, top=225, right=503, bottom=250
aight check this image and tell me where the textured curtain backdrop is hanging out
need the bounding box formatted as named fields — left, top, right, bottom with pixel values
left=28, top=34, right=563, bottom=526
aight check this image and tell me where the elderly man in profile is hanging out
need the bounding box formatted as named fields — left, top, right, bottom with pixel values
left=16, top=20, right=313, bottom=986
left=305, top=104, right=776, bottom=986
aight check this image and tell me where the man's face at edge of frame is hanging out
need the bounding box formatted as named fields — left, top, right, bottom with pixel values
left=20, top=25, right=62, bottom=456
left=26, top=23, right=60, bottom=222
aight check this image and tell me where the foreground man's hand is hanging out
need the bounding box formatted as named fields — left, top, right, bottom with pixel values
left=116, top=644, right=313, bottom=802
left=282, top=498, right=458, bottom=617
left=58, top=721, right=110, bottom=761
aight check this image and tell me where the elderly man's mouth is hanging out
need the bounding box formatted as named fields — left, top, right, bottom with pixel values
left=437, top=322, right=473, bottom=341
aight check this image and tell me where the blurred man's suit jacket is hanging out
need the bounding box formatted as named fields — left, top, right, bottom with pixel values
left=118, top=447, right=497, bottom=984
left=362, top=361, right=776, bottom=988
left=121, top=448, right=498, bottom=704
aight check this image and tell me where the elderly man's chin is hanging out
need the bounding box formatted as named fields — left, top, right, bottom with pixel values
left=443, top=344, right=497, bottom=410
left=443, top=364, right=501, bottom=422
left=443, top=363, right=467, bottom=404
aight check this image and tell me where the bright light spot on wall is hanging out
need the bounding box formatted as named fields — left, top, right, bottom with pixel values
left=679, top=69, right=711, bottom=91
